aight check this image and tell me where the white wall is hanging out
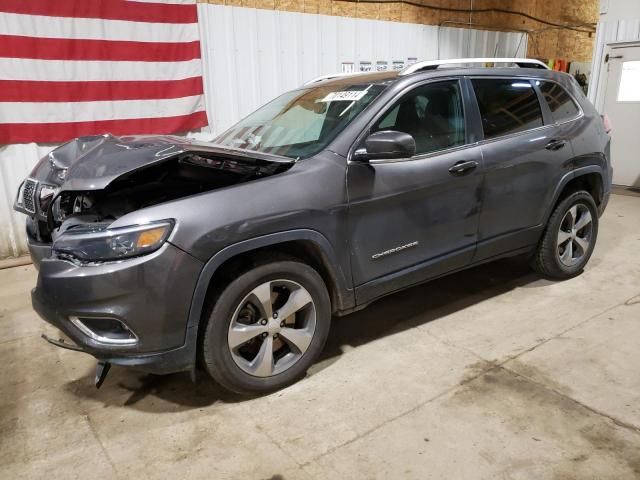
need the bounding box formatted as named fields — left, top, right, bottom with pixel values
left=600, top=0, right=640, bottom=21
left=0, top=4, right=527, bottom=259
left=589, top=0, right=640, bottom=110
left=197, top=4, right=527, bottom=134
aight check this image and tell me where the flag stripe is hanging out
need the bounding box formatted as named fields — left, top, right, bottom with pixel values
left=0, top=111, right=208, bottom=144
left=0, top=95, right=205, bottom=124
left=0, top=58, right=202, bottom=81
left=127, top=0, right=196, bottom=4
left=0, top=0, right=208, bottom=143
left=0, top=35, right=201, bottom=62
left=0, top=78, right=204, bottom=102
left=0, top=0, right=197, bottom=24
left=1, top=13, right=199, bottom=42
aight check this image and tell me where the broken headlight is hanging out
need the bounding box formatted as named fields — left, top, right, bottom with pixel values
left=38, top=184, right=57, bottom=213
left=53, top=220, right=174, bottom=262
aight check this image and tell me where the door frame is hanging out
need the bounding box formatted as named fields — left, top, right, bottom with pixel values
left=600, top=41, right=640, bottom=187
left=596, top=41, right=640, bottom=112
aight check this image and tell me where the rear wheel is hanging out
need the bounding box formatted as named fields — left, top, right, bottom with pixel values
left=201, top=260, right=331, bottom=394
left=532, top=190, right=598, bottom=279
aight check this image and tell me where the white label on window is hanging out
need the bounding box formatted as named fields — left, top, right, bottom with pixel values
left=617, top=61, right=640, bottom=102
left=320, top=91, right=367, bottom=102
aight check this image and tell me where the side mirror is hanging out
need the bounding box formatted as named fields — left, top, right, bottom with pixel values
left=353, top=130, right=416, bottom=162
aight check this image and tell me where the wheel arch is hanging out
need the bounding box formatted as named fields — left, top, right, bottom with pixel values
left=545, top=167, right=604, bottom=224
left=182, top=229, right=355, bottom=370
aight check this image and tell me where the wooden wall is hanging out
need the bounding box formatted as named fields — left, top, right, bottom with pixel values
left=197, top=0, right=598, bottom=62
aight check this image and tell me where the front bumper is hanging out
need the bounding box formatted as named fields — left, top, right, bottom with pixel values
left=31, top=241, right=204, bottom=374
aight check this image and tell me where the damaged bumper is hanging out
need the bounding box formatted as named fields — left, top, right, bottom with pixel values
left=31, top=239, right=204, bottom=374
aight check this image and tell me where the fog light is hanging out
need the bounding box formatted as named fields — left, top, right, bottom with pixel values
left=70, top=316, right=138, bottom=345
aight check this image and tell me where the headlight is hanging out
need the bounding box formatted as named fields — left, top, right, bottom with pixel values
left=53, top=220, right=174, bottom=262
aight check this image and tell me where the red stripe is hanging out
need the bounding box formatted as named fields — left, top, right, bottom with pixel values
left=0, top=78, right=204, bottom=102
left=0, top=111, right=208, bottom=144
left=0, top=35, right=201, bottom=62
left=0, top=0, right=197, bottom=24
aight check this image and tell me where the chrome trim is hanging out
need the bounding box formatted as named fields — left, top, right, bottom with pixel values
left=303, top=72, right=364, bottom=85
left=399, top=57, right=550, bottom=76
left=69, top=316, right=138, bottom=346
left=22, top=178, right=38, bottom=214
left=371, top=241, right=419, bottom=259
left=367, top=142, right=477, bottom=165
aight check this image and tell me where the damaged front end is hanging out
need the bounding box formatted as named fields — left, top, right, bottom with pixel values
left=15, top=134, right=295, bottom=385
left=15, top=134, right=294, bottom=266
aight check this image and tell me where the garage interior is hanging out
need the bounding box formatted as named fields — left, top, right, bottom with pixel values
left=1, top=0, right=640, bottom=479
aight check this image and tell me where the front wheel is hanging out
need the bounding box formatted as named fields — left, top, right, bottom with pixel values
left=201, top=260, right=331, bottom=394
left=532, top=190, right=599, bottom=279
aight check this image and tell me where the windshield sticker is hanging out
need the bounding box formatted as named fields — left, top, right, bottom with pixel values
left=320, top=91, right=368, bottom=102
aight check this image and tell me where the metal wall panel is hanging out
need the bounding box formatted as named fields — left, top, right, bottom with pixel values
left=0, top=4, right=526, bottom=259
left=197, top=3, right=527, bottom=134
left=589, top=19, right=640, bottom=110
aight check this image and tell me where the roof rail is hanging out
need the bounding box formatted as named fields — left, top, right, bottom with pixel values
left=303, top=72, right=359, bottom=85
left=399, top=57, right=550, bottom=76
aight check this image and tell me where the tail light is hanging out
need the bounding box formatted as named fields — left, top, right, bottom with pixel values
left=601, top=114, right=613, bottom=134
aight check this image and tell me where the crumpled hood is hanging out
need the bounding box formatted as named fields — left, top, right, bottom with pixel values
left=29, top=134, right=293, bottom=192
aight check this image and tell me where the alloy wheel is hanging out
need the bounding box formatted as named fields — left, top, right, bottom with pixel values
left=227, top=279, right=316, bottom=377
left=557, top=204, right=593, bottom=267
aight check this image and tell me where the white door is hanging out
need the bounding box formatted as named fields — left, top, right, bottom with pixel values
left=602, top=44, right=640, bottom=187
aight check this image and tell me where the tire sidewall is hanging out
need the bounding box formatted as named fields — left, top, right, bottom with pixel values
left=202, top=261, right=331, bottom=394
left=546, top=191, right=599, bottom=277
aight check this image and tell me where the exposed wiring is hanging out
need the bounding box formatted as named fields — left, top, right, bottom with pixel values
left=336, top=0, right=596, bottom=34
left=436, top=20, right=589, bottom=61
left=437, top=20, right=532, bottom=60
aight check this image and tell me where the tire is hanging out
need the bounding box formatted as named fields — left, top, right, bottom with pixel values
left=201, top=260, right=331, bottom=394
left=532, top=190, right=599, bottom=279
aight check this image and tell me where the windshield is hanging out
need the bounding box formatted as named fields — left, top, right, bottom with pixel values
left=214, top=82, right=388, bottom=159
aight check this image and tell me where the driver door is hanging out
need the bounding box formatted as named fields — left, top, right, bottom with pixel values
left=346, top=79, right=484, bottom=304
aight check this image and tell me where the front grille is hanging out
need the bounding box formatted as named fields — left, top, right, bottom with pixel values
left=22, top=179, right=38, bottom=213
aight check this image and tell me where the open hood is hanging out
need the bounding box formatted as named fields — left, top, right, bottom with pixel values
left=14, top=134, right=295, bottom=234
left=28, top=134, right=294, bottom=192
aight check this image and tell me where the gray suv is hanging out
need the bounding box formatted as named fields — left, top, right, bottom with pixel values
left=15, top=58, right=612, bottom=394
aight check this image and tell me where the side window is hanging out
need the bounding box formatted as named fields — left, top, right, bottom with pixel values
left=371, top=80, right=465, bottom=155
left=537, top=80, right=580, bottom=123
left=471, top=79, right=543, bottom=139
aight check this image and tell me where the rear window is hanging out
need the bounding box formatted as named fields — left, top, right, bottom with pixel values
left=536, top=80, right=580, bottom=123
left=471, top=79, right=544, bottom=139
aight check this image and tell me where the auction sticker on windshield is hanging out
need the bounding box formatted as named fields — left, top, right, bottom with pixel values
left=320, top=91, right=368, bottom=102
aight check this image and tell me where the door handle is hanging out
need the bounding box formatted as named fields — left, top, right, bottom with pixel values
left=545, top=139, right=567, bottom=151
left=448, top=160, right=478, bottom=176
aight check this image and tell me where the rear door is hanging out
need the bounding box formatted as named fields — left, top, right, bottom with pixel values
left=602, top=45, right=640, bottom=187
left=469, top=77, right=576, bottom=262
left=346, top=79, right=483, bottom=304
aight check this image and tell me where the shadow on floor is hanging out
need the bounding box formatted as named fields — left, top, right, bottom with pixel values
left=66, top=256, right=546, bottom=411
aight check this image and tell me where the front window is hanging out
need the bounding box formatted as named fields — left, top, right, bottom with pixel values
left=371, top=80, right=465, bottom=155
left=214, top=82, right=388, bottom=159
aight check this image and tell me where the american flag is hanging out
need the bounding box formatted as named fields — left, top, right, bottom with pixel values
left=0, top=0, right=208, bottom=144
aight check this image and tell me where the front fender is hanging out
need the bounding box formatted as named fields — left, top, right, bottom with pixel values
left=181, top=229, right=355, bottom=369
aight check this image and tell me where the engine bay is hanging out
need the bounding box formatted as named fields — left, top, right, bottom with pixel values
left=31, top=152, right=293, bottom=243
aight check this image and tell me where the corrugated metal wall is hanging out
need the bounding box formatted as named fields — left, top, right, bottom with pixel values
left=589, top=19, right=640, bottom=112
left=0, top=4, right=526, bottom=260
left=198, top=3, right=527, bottom=134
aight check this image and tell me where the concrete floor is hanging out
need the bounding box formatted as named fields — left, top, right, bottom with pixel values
left=1, top=194, right=639, bottom=480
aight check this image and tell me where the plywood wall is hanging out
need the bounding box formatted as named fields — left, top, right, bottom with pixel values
left=198, top=0, right=598, bottom=61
